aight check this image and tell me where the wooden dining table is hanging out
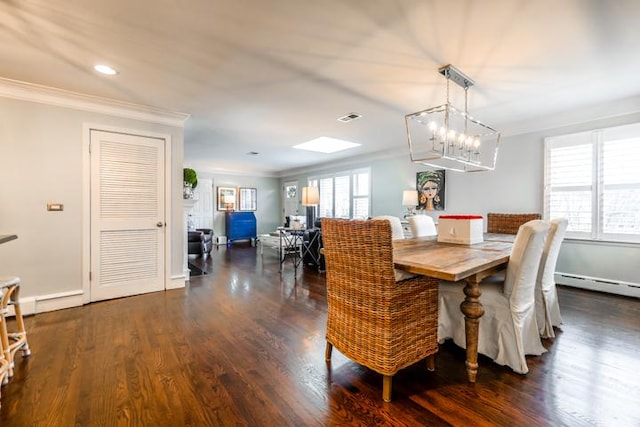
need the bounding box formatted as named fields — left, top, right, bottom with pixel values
left=393, top=234, right=514, bottom=383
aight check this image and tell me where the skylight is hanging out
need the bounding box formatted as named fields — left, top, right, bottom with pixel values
left=293, top=137, right=360, bottom=154
left=94, top=64, right=118, bottom=75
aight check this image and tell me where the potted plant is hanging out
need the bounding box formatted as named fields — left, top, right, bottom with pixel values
left=183, top=168, right=198, bottom=199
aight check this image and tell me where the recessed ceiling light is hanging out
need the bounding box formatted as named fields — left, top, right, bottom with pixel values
left=94, top=64, right=118, bottom=75
left=293, top=137, right=360, bottom=154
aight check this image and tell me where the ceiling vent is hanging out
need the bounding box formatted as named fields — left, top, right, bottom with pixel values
left=337, top=113, right=362, bottom=123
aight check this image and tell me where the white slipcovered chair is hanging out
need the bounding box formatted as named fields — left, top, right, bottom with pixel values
left=408, top=215, right=437, bottom=237
left=372, top=216, right=405, bottom=240
left=438, top=220, right=550, bottom=374
left=536, top=218, right=569, bottom=338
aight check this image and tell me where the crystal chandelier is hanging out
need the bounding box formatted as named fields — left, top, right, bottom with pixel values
left=405, top=64, right=500, bottom=172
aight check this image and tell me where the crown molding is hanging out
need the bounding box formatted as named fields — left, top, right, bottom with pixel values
left=276, top=146, right=402, bottom=178
left=500, top=94, right=640, bottom=138
left=0, top=77, right=190, bottom=127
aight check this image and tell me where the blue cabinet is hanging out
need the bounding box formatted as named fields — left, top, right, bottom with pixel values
left=225, top=212, right=257, bottom=244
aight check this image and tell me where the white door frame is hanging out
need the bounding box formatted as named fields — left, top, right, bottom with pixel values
left=82, top=123, right=173, bottom=304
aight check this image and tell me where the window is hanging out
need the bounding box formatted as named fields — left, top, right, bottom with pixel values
left=544, top=123, right=640, bottom=242
left=309, top=168, right=370, bottom=219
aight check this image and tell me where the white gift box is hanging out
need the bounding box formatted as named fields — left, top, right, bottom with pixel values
left=437, top=215, right=484, bottom=245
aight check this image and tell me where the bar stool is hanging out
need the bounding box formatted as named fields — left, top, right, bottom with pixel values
left=0, top=276, right=31, bottom=377
left=0, top=314, right=10, bottom=408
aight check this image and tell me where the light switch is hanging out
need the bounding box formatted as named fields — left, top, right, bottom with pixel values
left=47, top=203, right=64, bottom=211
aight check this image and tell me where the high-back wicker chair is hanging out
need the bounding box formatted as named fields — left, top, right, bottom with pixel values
left=321, top=218, right=439, bottom=402
left=487, top=213, right=542, bottom=234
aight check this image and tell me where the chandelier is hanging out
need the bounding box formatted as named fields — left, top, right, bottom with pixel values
left=405, top=64, right=500, bottom=172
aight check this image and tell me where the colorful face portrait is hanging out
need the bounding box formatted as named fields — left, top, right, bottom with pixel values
left=416, top=170, right=445, bottom=211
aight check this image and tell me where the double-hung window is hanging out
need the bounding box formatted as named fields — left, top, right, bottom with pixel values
left=544, top=122, right=640, bottom=242
left=309, top=168, right=370, bottom=219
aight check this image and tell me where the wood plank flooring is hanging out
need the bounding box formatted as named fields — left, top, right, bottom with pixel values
left=1, top=243, right=639, bottom=426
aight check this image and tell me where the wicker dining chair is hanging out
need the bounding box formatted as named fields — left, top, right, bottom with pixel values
left=321, top=218, right=439, bottom=402
left=486, top=213, right=542, bottom=234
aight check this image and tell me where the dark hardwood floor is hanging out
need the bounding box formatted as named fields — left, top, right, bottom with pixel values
left=1, top=244, right=639, bottom=426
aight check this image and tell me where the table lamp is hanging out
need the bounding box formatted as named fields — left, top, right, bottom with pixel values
left=402, top=190, right=418, bottom=217
left=301, top=186, right=319, bottom=229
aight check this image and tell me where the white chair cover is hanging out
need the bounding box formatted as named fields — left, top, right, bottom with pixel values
left=536, top=218, right=568, bottom=338
left=408, top=215, right=437, bottom=237
left=438, top=220, right=550, bottom=374
left=372, top=216, right=405, bottom=241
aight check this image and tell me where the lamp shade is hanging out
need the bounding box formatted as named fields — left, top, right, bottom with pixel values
left=301, top=186, right=319, bottom=206
left=402, top=190, right=418, bottom=207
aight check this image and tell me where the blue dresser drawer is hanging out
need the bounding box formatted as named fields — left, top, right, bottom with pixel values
left=225, top=212, right=257, bottom=243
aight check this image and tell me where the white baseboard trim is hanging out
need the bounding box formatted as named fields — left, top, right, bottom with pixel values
left=556, top=272, right=640, bottom=298
left=168, top=275, right=187, bottom=289
left=5, top=290, right=84, bottom=317
left=36, top=290, right=84, bottom=314
left=8, top=278, right=187, bottom=317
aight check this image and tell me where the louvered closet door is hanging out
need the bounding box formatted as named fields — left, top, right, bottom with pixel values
left=90, top=130, right=165, bottom=302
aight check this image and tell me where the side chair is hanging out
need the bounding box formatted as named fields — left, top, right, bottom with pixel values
left=322, top=218, right=439, bottom=402
left=407, top=215, right=437, bottom=237
left=487, top=213, right=542, bottom=234
left=536, top=218, right=569, bottom=338
left=438, top=220, right=549, bottom=374
left=371, top=215, right=405, bottom=240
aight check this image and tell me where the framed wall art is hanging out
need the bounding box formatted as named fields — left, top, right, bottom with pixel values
left=416, top=170, right=445, bottom=211
left=238, top=187, right=257, bottom=211
left=217, top=186, right=237, bottom=211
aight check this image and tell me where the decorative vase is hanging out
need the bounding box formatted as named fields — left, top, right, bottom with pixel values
left=183, top=182, right=194, bottom=199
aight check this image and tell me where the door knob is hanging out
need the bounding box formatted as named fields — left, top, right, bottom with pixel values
left=157, top=222, right=164, bottom=227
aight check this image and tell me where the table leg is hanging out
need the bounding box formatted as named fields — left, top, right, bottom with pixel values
left=460, top=275, right=484, bottom=382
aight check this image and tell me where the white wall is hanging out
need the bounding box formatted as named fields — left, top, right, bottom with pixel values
left=0, top=95, right=186, bottom=310
left=280, top=108, right=640, bottom=296
left=192, top=171, right=281, bottom=238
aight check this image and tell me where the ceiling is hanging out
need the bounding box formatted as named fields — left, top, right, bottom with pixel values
left=2, top=0, right=640, bottom=176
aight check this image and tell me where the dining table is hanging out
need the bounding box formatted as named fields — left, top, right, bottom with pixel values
left=393, top=234, right=514, bottom=383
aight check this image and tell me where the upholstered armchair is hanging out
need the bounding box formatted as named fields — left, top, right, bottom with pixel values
left=188, top=228, right=214, bottom=258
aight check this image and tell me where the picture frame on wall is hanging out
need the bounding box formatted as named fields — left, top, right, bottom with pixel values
left=416, top=170, right=446, bottom=211
left=238, top=187, right=257, bottom=211
left=217, top=186, right=237, bottom=211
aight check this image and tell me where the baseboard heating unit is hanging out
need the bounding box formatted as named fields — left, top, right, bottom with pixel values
left=556, top=272, right=640, bottom=298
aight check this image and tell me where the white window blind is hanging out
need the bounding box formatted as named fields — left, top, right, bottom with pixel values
left=544, top=123, right=640, bottom=242
left=318, top=177, right=333, bottom=218
left=310, top=168, right=370, bottom=219
left=352, top=171, right=369, bottom=219
left=334, top=175, right=350, bottom=218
